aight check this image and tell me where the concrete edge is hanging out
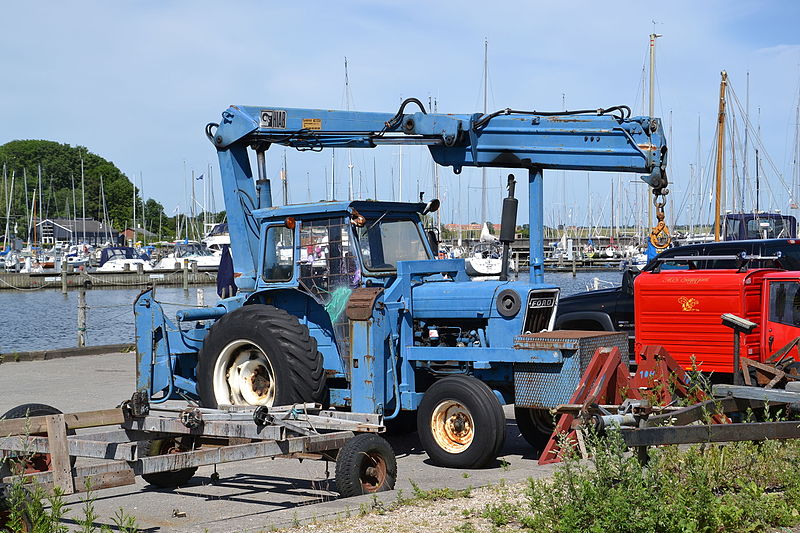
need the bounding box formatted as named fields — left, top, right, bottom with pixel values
left=0, top=343, right=135, bottom=364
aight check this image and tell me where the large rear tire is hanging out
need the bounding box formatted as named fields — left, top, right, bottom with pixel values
left=197, top=305, right=326, bottom=408
left=417, top=376, right=506, bottom=468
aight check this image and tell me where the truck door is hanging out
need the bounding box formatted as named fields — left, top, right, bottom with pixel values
left=764, top=279, right=800, bottom=358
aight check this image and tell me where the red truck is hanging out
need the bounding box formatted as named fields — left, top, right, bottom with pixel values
left=634, top=267, right=800, bottom=374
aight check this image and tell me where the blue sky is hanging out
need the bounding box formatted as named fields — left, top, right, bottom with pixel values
left=2, top=1, right=799, bottom=230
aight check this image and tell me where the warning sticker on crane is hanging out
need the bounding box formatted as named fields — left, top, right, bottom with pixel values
left=260, top=109, right=286, bottom=129
left=302, top=118, right=322, bottom=130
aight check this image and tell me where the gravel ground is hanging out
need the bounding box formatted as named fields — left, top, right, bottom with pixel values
left=282, top=480, right=530, bottom=533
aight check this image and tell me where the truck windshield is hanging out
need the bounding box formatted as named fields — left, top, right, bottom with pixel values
left=356, top=218, right=430, bottom=271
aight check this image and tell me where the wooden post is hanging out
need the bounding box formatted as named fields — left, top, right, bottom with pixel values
left=136, top=262, right=143, bottom=275
left=61, top=270, right=68, bottom=294
left=78, top=286, right=87, bottom=347
left=182, top=259, right=189, bottom=292
left=46, top=414, right=74, bottom=495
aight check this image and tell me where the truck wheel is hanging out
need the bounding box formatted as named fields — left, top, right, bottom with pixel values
left=0, top=404, right=75, bottom=478
left=140, top=437, right=198, bottom=488
left=335, top=434, right=397, bottom=498
left=417, top=376, right=506, bottom=468
left=514, top=407, right=554, bottom=452
left=197, top=305, right=326, bottom=408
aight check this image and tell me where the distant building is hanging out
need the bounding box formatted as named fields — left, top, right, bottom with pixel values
left=33, top=218, right=118, bottom=246
left=122, top=227, right=156, bottom=244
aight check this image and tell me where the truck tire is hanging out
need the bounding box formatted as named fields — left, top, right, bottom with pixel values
left=197, top=305, right=326, bottom=408
left=335, top=434, right=397, bottom=498
left=514, top=407, right=554, bottom=453
left=417, top=376, right=506, bottom=468
left=0, top=404, right=75, bottom=478
left=140, top=437, right=198, bottom=488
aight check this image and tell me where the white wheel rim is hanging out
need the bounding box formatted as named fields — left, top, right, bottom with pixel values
left=213, top=340, right=276, bottom=406
left=430, top=400, right=474, bottom=454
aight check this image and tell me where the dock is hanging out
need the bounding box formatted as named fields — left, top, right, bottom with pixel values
left=0, top=268, right=217, bottom=291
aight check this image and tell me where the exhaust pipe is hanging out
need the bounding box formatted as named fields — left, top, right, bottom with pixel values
left=499, top=174, right=518, bottom=281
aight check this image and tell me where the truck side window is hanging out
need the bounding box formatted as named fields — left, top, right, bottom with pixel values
left=769, top=281, right=800, bottom=326
left=263, top=225, right=294, bottom=282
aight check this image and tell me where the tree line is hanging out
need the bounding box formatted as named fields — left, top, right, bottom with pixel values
left=0, top=140, right=219, bottom=243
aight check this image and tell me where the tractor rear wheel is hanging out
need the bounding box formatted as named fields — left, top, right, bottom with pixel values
left=417, top=376, right=506, bottom=468
left=197, top=305, right=326, bottom=408
left=514, top=407, right=554, bottom=454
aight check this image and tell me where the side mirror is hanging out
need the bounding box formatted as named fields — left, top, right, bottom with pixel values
left=426, top=229, right=439, bottom=257
left=621, top=267, right=637, bottom=295
left=422, top=199, right=440, bottom=215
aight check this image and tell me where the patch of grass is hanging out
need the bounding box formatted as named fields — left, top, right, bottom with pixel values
left=520, top=428, right=800, bottom=533
left=410, top=480, right=472, bottom=501
left=454, top=521, right=476, bottom=533
left=481, top=502, right=517, bottom=527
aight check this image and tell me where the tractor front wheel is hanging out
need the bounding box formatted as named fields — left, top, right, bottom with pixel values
left=417, top=376, right=506, bottom=468
left=197, top=305, right=326, bottom=408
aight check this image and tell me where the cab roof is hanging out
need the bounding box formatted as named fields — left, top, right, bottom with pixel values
left=253, top=200, right=427, bottom=220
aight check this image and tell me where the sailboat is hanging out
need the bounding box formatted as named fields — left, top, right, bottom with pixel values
left=464, top=223, right=516, bottom=276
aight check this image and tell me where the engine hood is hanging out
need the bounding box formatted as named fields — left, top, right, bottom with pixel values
left=411, top=280, right=556, bottom=320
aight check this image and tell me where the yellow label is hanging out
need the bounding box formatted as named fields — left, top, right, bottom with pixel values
left=302, top=118, right=322, bottom=130
left=678, top=296, right=700, bottom=312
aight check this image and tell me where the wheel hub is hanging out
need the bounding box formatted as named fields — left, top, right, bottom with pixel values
left=214, top=341, right=276, bottom=406
left=359, top=452, right=388, bottom=492
left=431, top=400, right=474, bottom=453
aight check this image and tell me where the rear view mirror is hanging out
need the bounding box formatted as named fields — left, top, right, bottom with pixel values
left=426, top=229, right=439, bottom=257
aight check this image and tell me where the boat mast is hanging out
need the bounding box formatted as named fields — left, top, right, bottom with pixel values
left=80, top=155, right=86, bottom=244
left=714, top=70, right=728, bottom=241
left=345, top=57, right=354, bottom=202
left=481, top=38, right=488, bottom=226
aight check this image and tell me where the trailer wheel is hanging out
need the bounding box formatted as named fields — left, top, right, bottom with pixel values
left=0, top=404, right=75, bottom=478
left=197, top=305, right=326, bottom=408
left=417, top=376, right=506, bottom=468
left=335, top=434, right=396, bottom=498
left=140, top=437, right=198, bottom=489
left=0, top=484, right=33, bottom=533
left=514, top=407, right=554, bottom=453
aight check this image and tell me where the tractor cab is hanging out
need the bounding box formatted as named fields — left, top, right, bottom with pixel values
left=254, top=200, right=434, bottom=295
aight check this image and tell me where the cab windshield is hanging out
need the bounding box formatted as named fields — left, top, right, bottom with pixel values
left=355, top=218, right=430, bottom=271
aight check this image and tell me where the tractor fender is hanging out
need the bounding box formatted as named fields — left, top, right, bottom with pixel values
left=554, top=311, right=614, bottom=332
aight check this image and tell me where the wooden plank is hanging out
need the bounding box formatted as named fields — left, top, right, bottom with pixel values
left=46, top=414, right=74, bottom=495
left=74, top=469, right=136, bottom=492
left=0, top=408, right=124, bottom=436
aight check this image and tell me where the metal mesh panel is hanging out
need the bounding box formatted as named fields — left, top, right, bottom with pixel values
left=299, top=218, right=359, bottom=358
left=514, top=331, right=628, bottom=409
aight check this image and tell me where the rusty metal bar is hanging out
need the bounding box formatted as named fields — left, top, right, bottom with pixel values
left=621, top=420, right=800, bottom=447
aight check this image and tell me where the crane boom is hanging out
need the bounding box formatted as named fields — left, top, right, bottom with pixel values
left=207, top=100, right=668, bottom=289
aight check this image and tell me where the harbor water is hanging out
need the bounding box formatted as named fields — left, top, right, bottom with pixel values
left=0, top=271, right=621, bottom=353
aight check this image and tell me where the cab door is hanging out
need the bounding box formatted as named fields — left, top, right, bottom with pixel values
left=763, top=278, right=800, bottom=359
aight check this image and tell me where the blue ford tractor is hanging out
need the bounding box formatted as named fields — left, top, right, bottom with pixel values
left=135, top=99, right=668, bottom=468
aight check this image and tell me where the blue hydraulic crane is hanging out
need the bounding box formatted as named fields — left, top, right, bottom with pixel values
left=136, top=97, right=668, bottom=470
